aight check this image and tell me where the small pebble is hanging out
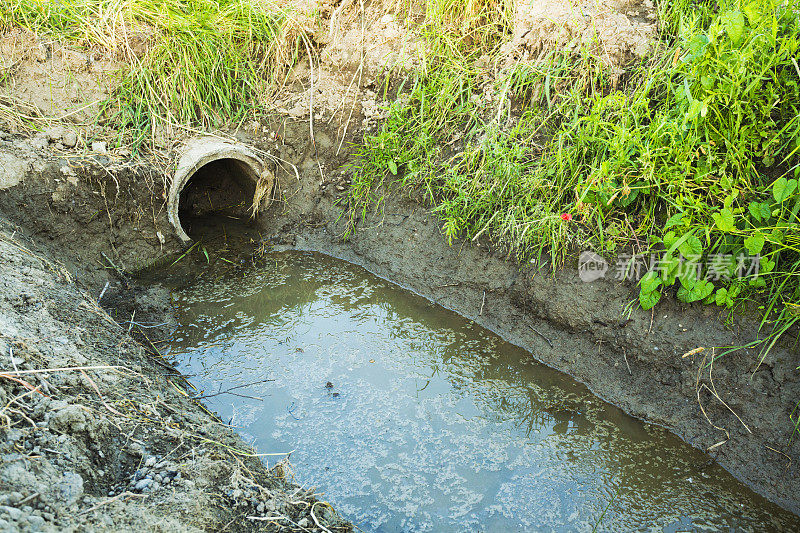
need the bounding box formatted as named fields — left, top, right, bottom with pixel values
left=61, top=130, right=78, bottom=148
left=134, top=479, right=152, bottom=491
left=27, top=515, right=45, bottom=530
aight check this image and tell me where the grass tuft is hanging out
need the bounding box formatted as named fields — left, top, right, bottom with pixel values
left=1, top=0, right=305, bottom=146
left=347, top=0, right=800, bottom=362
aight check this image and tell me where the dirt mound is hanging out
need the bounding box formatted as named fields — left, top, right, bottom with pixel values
left=505, top=0, right=657, bottom=69
left=0, top=28, right=117, bottom=128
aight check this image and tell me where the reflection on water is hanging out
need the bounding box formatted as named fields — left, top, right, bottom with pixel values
left=165, top=250, right=799, bottom=532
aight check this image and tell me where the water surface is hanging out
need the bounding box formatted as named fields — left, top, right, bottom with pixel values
left=165, top=249, right=799, bottom=532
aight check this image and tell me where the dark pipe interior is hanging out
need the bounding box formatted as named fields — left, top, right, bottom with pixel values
left=178, top=158, right=257, bottom=239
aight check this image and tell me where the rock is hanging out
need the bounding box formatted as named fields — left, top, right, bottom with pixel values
left=48, top=404, right=87, bottom=433
left=91, top=141, right=107, bottom=154
left=144, top=456, right=157, bottom=468
left=52, top=472, right=84, bottom=506
left=61, top=130, right=78, bottom=148
left=27, top=515, right=45, bottom=530
left=45, top=127, right=64, bottom=142
left=0, top=506, right=22, bottom=521
left=30, top=135, right=48, bottom=151
left=297, top=518, right=310, bottom=528
left=134, top=479, right=152, bottom=491
left=0, top=153, right=29, bottom=190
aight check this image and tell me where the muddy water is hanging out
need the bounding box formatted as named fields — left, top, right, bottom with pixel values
left=164, top=250, right=799, bottom=532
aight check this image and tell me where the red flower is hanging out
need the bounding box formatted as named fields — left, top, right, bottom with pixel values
left=560, top=213, right=573, bottom=221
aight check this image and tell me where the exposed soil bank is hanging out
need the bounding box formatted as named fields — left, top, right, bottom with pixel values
left=0, top=118, right=798, bottom=528
left=0, top=134, right=351, bottom=531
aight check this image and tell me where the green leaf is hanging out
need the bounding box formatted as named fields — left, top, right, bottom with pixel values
left=748, top=201, right=771, bottom=222
left=772, top=177, right=798, bottom=203
left=743, top=2, right=762, bottom=25
left=769, top=228, right=785, bottom=244
left=744, top=232, right=765, bottom=255
left=678, top=271, right=696, bottom=289
left=679, top=235, right=703, bottom=260
left=677, top=279, right=715, bottom=303
left=728, top=284, right=742, bottom=298
left=712, top=208, right=735, bottom=231
left=759, top=256, right=775, bottom=274
left=640, top=272, right=662, bottom=293
left=685, top=34, right=710, bottom=62
left=387, top=160, right=398, bottom=175
left=660, top=254, right=681, bottom=286
left=721, top=10, right=746, bottom=46
left=715, top=287, right=729, bottom=306
left=640, top=288, right=661, bottom=310
left=723, top=190, right=739, bottom=209
left=663, top=231, right=678, bottom=249
left=664, top=212, right=685, bottom=230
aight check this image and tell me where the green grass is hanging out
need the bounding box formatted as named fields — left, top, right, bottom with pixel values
left=1, top=0, right=303, bottom=146
left=347, top=0, right=800, bottom=367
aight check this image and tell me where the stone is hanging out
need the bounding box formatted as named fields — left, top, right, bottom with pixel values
left=91, top=141, right=107, bottom=154
left=27, top=515, right=45, bottom=530
left=61, top=130, right=78, bottom=148
left=134, top=479, right=152, bottom=491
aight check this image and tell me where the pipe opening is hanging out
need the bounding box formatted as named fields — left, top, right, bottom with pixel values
left=177, top=158, right=258, bottom=239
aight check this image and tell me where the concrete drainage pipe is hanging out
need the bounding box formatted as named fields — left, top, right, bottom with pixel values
left=167, top=137, right=274, bottom=242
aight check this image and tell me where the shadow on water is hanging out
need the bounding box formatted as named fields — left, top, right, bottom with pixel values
left=155, top=239, right=799, bottom=532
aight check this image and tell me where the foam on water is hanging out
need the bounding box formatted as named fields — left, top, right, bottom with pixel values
left=166, top=250, right=799, bottom=532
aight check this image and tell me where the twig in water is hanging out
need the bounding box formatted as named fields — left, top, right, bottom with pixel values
left=527, top=324, right=554, bottom=348
left=100, top=252, right=128, bottom=284
left=191, top=379, right=274, bottom=401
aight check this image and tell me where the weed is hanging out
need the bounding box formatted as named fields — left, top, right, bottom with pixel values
left=1, top=0, right=304, bottom=146
left=348, top=0, right=800, bottom=363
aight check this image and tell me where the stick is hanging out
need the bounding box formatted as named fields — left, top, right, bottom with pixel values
left=479, top=291, right=486, bottom=316
left=310, top=502, right=333, bottom=533
left=100, top=251, right=127, bottom=281
left=78, top=491, right=146, bottom=515
left=98, top=281, right=110, bottom=303
left=622, top=348, right=632, bottom=375
left=191, top=379, right=275, bottom=401
left=527, top=324, right=554, bottom=348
